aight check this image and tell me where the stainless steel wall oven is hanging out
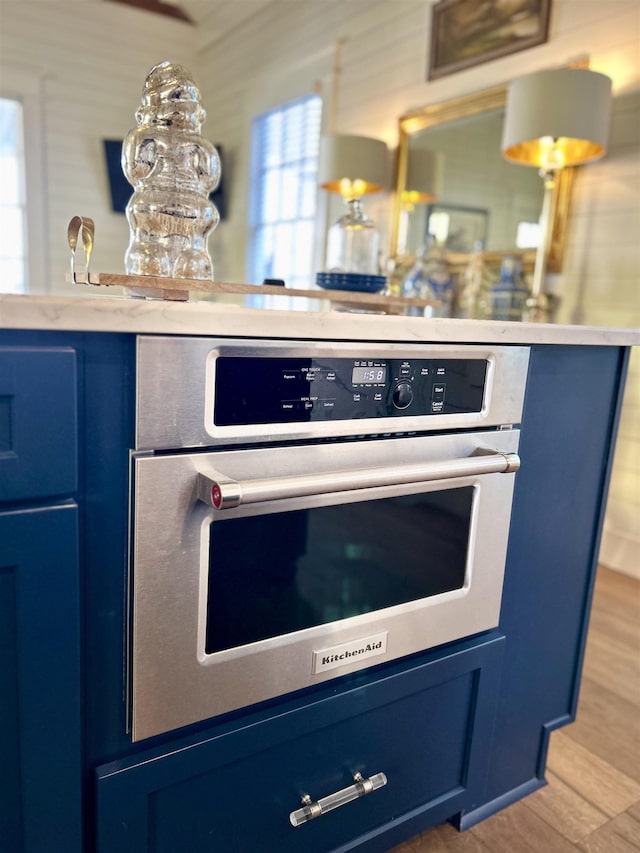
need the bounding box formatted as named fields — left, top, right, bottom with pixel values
left=129, top=337, right=529, bottom=742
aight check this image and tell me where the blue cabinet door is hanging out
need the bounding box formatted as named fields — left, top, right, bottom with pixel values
left=0, top=347, right=77, bottom=504
left=0, top=504, right=82, bottom=853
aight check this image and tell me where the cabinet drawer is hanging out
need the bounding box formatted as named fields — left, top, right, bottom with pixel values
left=0, top=347, right=77, bottom=503
left=97, top=635, right=504, bottom=853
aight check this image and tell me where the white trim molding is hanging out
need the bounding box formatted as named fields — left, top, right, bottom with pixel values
left=0, top=62, right=48, bottom=294
left=600, top=525, right=640, bottom=579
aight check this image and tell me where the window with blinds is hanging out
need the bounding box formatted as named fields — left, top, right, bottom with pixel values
left=249, top=94, right=322, bottom=289
left=0, top=98, right=26, bottom=293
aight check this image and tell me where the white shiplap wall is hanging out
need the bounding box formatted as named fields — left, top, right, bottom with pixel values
left=0, top=0, right=198, bottom=293
left=0, top=0, right=637, bottom=575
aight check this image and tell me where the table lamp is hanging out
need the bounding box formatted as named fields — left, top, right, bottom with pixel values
left=398, top=147, right=442, bottom=254
left=402, top=147, right=441, bottom=209
left=502, top=67, right=612, bottom=322
left=318, top=134, right=388, bottom=275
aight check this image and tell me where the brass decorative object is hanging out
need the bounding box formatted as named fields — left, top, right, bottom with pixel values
left=67, top=216, right=94, bottom=282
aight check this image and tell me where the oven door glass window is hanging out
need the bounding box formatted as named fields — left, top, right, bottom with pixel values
left=205, top=486, right=475, bottom=654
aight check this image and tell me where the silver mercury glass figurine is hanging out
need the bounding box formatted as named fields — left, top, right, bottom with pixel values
left=122, top=61, right=221, bottom=297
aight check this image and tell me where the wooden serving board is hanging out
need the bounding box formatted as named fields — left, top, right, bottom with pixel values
left=70, top=272, right=438, bottom=315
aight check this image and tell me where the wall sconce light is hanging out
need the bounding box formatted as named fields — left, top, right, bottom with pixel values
left=502, top=67, right=612, bottom=322
left=318, top=134, right=388, bottom=275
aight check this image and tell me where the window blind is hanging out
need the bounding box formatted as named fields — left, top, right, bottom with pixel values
left=0, top=98, right=27, bottom=294
left=249, top=94, right=322, bottom=289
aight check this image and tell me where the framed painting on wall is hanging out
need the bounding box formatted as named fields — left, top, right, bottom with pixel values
left=426, top=203, right=489, bottom=252
left=428, top=0, right=552, bottom=80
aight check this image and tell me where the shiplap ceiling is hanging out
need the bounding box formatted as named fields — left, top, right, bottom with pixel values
left=105, top=0, right=275, bottom=48
left=182, top=0, right=274, bottom=49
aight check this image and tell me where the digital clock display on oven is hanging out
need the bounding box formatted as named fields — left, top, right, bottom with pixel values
left=352, top=366, right=387, bottom=385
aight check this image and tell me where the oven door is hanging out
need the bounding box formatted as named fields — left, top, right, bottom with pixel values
left=130, top=429, right=520, bottom=741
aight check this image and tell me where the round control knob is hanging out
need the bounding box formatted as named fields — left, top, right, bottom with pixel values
left=393, top=381, right=413, bottom=409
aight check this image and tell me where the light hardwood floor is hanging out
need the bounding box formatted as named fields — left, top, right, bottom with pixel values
left=390, top=565, right=640, bottom=853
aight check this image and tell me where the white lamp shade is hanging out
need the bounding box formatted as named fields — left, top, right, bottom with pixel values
left=502, top=68, right=612, bottom=169
left=318, top=134, right=388, bottom=197
left=404, top=148, right=442, bottom=203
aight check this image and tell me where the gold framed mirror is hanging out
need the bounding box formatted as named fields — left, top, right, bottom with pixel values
left=391, top=84, right=574, bottom=272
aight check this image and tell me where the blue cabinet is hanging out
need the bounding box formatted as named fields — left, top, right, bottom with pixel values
left=0, top=342, right=82, bottom=853
left=0, top=505, right=81, bottom=853
left=458, top=344, right=630, bottom=828
left=96, top=635, right=504, bottom=853
left=0, top=329, right=631, bottom=853
left=0, top=347, right=77, bottom=503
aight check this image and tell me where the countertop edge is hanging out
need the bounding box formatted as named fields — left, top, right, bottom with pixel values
left=1, top=294, right=639, bottom=346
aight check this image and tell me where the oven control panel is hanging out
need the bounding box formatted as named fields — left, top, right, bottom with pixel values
left=214, top=356, right=487, bottom=426
left=136, top=338, right=530, bottom=450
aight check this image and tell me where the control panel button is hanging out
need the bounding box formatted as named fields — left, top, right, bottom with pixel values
left=431, top=383, right=446, bottom=412
left=393, top=382, right=413, bottom=410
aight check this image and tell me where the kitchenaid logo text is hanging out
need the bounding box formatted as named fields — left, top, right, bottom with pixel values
left=321, top=642, right=383, bottom=664
left=312, top=633, right=388, bottom=674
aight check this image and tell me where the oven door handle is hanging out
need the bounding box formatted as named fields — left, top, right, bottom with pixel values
left=197, top=448, right=520, bottom=510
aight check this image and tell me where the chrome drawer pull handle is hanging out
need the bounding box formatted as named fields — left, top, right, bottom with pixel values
left=198, top=449, right=521, bottom=510
left=289, top=771, right=388, bottom=827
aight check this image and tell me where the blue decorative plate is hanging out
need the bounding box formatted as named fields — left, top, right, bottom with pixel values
left=316, top=272, right=387, bottom=294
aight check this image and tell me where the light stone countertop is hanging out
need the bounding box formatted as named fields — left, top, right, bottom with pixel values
left=1, top=293, right=639, bottom=346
